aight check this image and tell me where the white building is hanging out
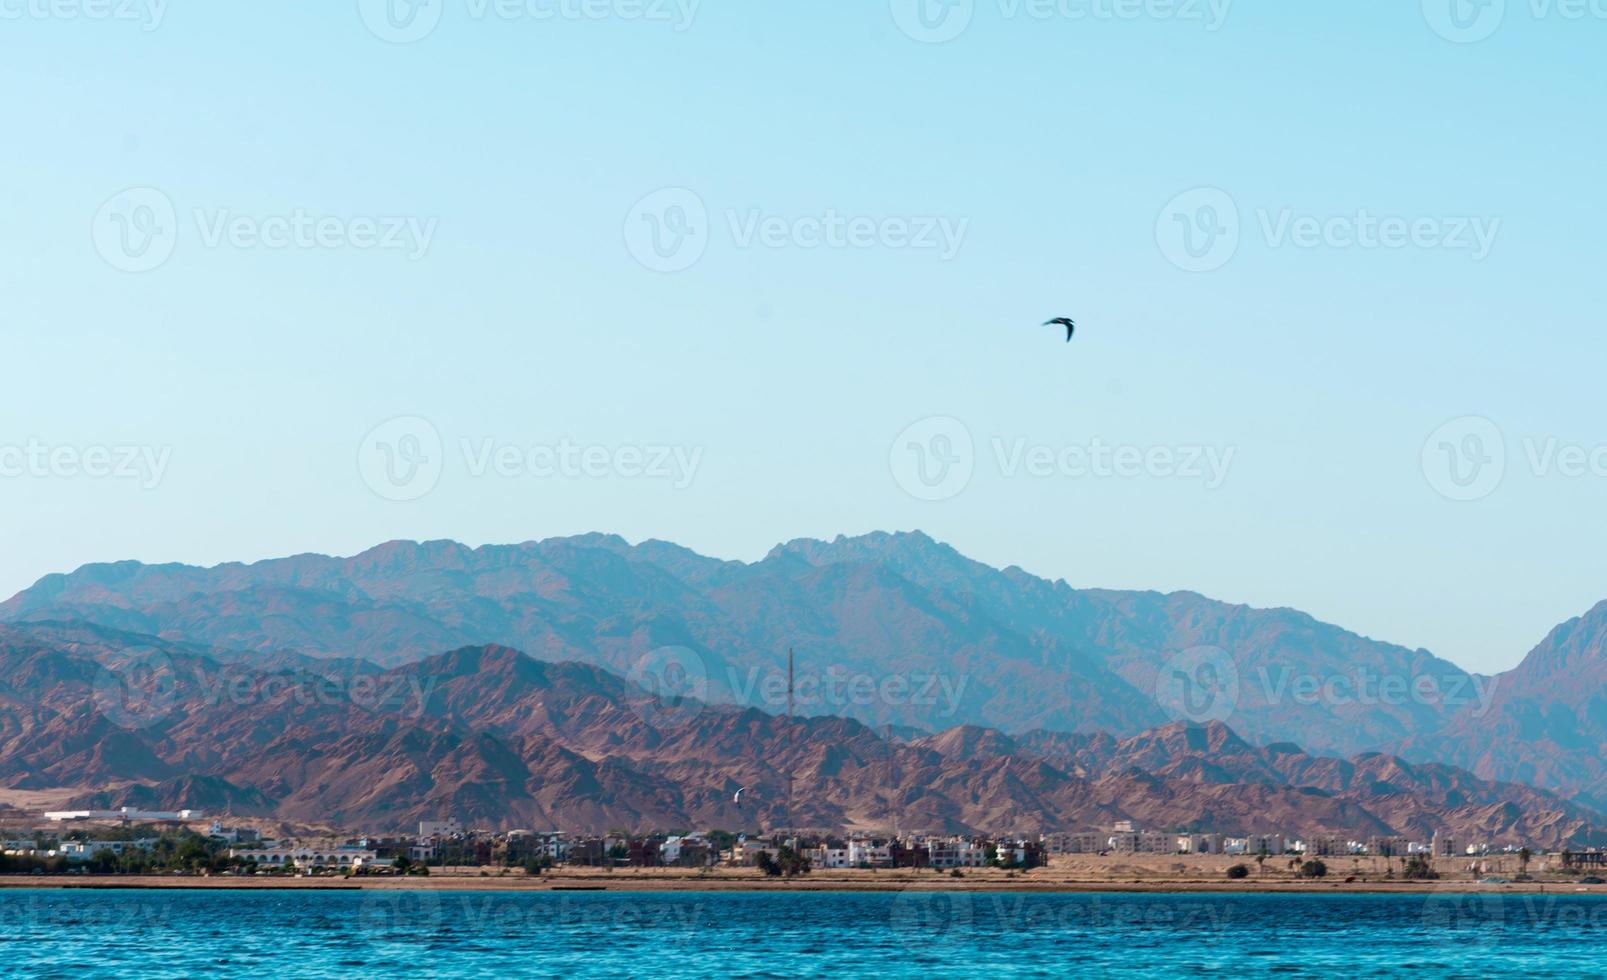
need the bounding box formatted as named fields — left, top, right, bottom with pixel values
left=1364, top=836, right=1408, bottom=856
left=206, top=822, right=260, bottom=844
left=46, top=808, right=203, bottom=823
left=504, top=831, right=571, bottom=862
left=848, top=840, right=891, bottom=867
left=230, top=845, right=389, bottom=870
left=1225, top=834, right=1286, bottom=856
left=418, top=818, right=463, bottom=839
left=995, top=840, right=1034, bottom=866
left=1044, top=832, right=1106, bottom=855
left=809, top=845, right=851, bottom=869
left=1111, top=830, right=1176, bottom=855
left=734, top=840, right=781, bottom=865
left=662, top=835, right=711, bottom=865
left=1305, top=835, right=1361, bottom=857
left=928, top=839, right=987, bottom=869
left=58, top=839, right=158, bottom=859
left=1178, top=834, right=1225, bottom=855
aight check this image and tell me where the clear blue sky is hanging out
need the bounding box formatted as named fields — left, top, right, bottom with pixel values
left=3, top=2, right=1603, bottom=675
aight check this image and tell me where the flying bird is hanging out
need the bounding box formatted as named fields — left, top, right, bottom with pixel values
left=1044, top=317, right=1077, bottom=342
left=733, top=787, right=747, bottom=808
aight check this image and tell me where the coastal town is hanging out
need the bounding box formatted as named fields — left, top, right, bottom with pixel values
left=4, top=807, right=1601, bottom=885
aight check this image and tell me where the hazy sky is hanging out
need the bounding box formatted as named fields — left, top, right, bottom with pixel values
left=3, top=2, right=1603, bottom=675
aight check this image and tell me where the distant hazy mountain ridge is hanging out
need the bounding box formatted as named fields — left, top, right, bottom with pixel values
left=3, top=533, right=1604, bottom=806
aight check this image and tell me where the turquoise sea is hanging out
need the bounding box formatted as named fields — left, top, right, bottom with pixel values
left=2, top=889, right=1603, bottom=977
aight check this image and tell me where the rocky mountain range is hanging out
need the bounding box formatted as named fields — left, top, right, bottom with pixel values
left=0, top=622, right=1600, bottom=848
left=1394, top=600, right=1607, bottom=810
left=2, top=532, right=1604, bottom=821
left=0, top=533, right=1489, bottom=750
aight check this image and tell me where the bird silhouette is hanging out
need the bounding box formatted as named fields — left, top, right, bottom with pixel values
left=1044, top=317, right=1076, bottom=342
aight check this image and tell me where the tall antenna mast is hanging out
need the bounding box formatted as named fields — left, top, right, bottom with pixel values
left=786, top=648, right=794, bottom=846
left=885, top=722, right=898, bottom=842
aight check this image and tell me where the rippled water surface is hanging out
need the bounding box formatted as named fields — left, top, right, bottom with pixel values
left=3, top=888, right=1603, bottom=977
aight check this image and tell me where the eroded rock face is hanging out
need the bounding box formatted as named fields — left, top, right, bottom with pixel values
left=2, top=624, right=1600, bottom=848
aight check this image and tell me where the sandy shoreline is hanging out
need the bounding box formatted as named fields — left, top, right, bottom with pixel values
left=5, top=868, right=1605, bottom=895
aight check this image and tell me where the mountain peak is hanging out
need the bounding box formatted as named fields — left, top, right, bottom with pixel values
left=1501, top=598, right=1607, bottom=684
left=1121, top=720, right=1251, bottom=757
left=765, top=530, right=943, bottom=565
